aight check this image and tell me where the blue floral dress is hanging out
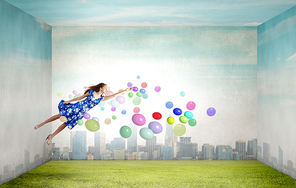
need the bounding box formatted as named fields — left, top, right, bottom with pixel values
left=58, top=89, right=104, bottom=130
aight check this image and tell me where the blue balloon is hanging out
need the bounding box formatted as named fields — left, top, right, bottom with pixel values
left=140, top=88, right=146, bottom=94
left=137, top=75, right=141, bottom=79
left=180, top=91, right=185, bottom=97
left=143, top=93, right=148, bottom=99
left=173, top=108, right=182, bottom=116
left=121, top=110, right=126, bottom=115
left=101, top=107, right=105, bottom=111
left=165, top=101, right=173, bottom=109
left=184, top=111, right=193, bottom=119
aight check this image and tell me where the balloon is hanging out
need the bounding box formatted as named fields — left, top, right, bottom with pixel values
left=116, top=96, right=126, bottom=104
left=173, top=124, right=186, bottom=136
left=152, top=112, right=162, bottom=120
left=133, top=87, right=138, bottom=92
left=92, top=117, right=99, bottom=122
left=118, top=89, right=125, bottom=95
left=137, top=75, right=140, bottom=79
left=73, top=90, right=77, bottom=95
left=120, top=126, right=132, bottom=138
left=140, top=89, right=146, bottom=94
left=188, top=118, right=197, bottom=127
left=111, top=107, right=116, bottom=112
left=207, top=107, right=216, bottom=116
left=127, top=82, right=133, bottom=87
left=184, top=111, right=193, bottom=119
left=167, top=117, right=175, bottom=125
left=133, top=97, right=141, bottom=105
left=141, top=82, right=147, bottom=88
left=68, top=94, right=73, bottom=99
left=139, top=127, right=154, bottom=140
left=104, top=118, right=111, bottom=125
left=101, top=107, right=105, bottom=111
left=180, top=91, right=185, bottom=97
left=110, top=100, right=120, bottom=108
left=136, top=92, right=143, bottom=97
left=155, top=86, right=161, bottom=92
left=83, top=113, right=91, bottom=119
left=165, top=101, right=173, bottom=109
left=98, top=101, right=105, bottom=107
left=133, top=107, right=140, bottom=113
left=132, top=114, right=146, bottom=126
left=173, top=108, right=182, bottom=116
left=106, top=91, right=114, bottom=96
left=143, top=93, right=148, bottom=99
left=148, top=121, right=163, bottom=134
left=186, top=101, right=196, bottom=111
left=85, top=119, right=100, bottom=132
left=128, top=92, right=133, bottom=98
left=77, top=119, right=83, bottom=126
left=121, top=110, right=126, bottom=115
left=59, top=116, right=67, bottom=122
left=179, top=116, right=188, bottom=123
left=112, top=115, right=116, bottom=120
left=57, top=92, right=62, bottom=97
left=74, top=94, right=81, bottom=98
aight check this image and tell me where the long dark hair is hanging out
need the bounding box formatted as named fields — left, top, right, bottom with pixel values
left=84, top=83, right=107, bottom=97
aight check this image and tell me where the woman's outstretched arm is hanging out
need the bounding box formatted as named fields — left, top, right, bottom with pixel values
left=102, top=87, right=132, bottom=101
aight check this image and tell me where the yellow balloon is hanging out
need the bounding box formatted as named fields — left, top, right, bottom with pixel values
left=59, top=116, right=67, bottom=122
left=173, top=124, right=186, bottom=136
left=104, top=118, right=111, bottom=125
left=167, top=117, right=175, bottom=125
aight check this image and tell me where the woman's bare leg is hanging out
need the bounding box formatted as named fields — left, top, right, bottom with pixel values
left=34, top=114, right=61, bottom=130
left=46, top=123, right=67, bottom=145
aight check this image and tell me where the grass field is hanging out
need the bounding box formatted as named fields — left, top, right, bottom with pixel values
left=2, top=160, right=296, bottom=187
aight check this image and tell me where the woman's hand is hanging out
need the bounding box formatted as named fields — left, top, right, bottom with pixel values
left=63, top=101, right=70, bottom=105
left=125, top=87, right=133, bottom=92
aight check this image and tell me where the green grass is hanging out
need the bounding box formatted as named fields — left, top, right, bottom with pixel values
left=2, top=160, right=296, bottom=187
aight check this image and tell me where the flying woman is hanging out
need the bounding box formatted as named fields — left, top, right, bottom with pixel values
left=34, top=83, right=133, bottom=145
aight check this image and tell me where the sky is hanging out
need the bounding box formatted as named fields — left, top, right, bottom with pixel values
left=4, top=0, right=296, bottom=26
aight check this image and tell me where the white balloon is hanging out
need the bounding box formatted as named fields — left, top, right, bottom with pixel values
left=110, top=100, right=120, bottom=108
left=116, top=95, right=126, bottom=104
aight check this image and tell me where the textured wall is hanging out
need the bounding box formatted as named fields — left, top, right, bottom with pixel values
left=257, top=5, right=296, bottom=179
left=0, top=0, right=52, bottom=185
left=51, top=26, right=257, bottom=160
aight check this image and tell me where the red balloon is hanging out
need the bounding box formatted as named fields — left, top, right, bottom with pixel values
left=152, top=112, right=162, bottom=120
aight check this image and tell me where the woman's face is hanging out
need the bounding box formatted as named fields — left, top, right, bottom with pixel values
left=101, top=85, right=107, bottom=94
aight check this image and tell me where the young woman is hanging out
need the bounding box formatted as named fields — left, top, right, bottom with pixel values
left=34, top=83, right=133, bottom=145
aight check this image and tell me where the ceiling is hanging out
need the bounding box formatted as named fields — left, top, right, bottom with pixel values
left=4, top=0, right=296, bottom=26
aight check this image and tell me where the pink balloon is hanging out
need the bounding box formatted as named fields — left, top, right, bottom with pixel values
left=73, top=90, right=77, bottom=94
left=111, top=107, right=116, bottom=112
left=106, top=91, right=114, bottom=96
left=155, top=86, right=161, bottom=92
left=133, top=107, right=140, bottom=113
left=116, top=95, right=126, bottom=104
left=132, top=114, right=146, bottom=126
left=186, top=101, right=196, bottom=111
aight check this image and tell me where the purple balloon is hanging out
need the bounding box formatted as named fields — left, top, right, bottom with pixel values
left=155, top=86, right=161, bottom=92
left=133, top=86, right=138, bottom=92
left=132, top=113, right=146, bottom=126
left=83, top=113, right=91, bottom=119
left=111, top=107, right=116, bottom=112
left=207, top=107, right=216, bottom=116
left=127, top=82, right=133, bottom=87
left=148, top=121, right=163, bottom=134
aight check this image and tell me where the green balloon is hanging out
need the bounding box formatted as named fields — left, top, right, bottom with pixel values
left=139, top=128, right=154, bottom=140
left=74, top=94, right=82, bottom=101
left=128, top=92, right=133, bottom=98
left=112, top=115, right=116, bottom=120
left=77, top=119, right=83, bottom=126
left=179, top=116, right=188, bottom=123
left=133, top=97, right=141, bottom=105
left=136, top=92, right=143, bottom=97
left=188, top=118, right=197, bottom=127
left=85, top=119, right=100, bottom=132
left=173, top=124, right=186, bottom=136
left=57, top=92, right=62, bottom=97
left=68, top=94, right=73, bottom=99
left=120, top=126, right=132, bottom=138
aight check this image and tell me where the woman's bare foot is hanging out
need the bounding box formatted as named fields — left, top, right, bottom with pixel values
left=45, top=134, right=52, bottom=145
left=34, top=123, right=44, bottom=130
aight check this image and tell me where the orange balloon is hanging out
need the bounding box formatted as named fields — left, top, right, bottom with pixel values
left=118, top=89, right=125, bottom=95
left=104, top=118, right=111, bottom=125
left=60, top=116, right=67, bottom=122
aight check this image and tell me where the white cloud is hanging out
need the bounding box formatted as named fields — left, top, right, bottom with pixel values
left=287, top=53, right=296, bottom=61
